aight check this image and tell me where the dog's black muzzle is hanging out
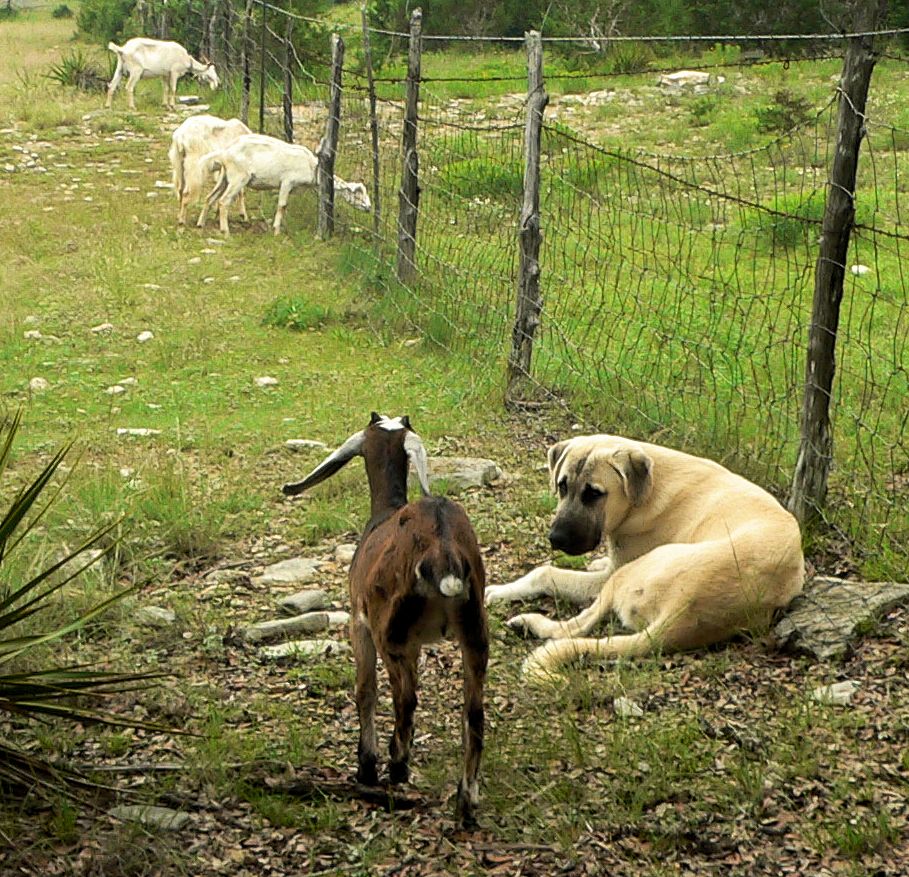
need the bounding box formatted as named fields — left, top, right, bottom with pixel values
left=549, top=513, right=601, bottom=555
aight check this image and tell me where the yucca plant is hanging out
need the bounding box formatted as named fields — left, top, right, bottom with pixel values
left=0, top=411, right=166, bottom=803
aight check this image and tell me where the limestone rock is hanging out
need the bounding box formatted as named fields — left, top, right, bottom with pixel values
left=774, top=576, right=909, bottom=660
left=278, top=589, right=329, bottom=616
left=614, top=696, right=644, bottom=718
left=426, top=457, right=502, bottom=490
left=109, top=805, right=190, bottom=830
left=259, top=639, right=351, bottom=660
left=285, top=439, right=329, bottom=452
left=136, top=606, right=176, bottom=627
left=242, top=610, right=349, bottom=644
left=334, top=543, right=357, bottom=565
left=812, top=680, right=859, bottom=706
left=259, top=557, right=322, bottom=586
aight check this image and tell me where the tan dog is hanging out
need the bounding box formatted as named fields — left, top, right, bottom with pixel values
left=485, top=434, right=805, bottom=679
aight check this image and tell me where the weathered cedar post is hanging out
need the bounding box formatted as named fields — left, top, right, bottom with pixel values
left=361, top=4, right=382, bottom=236
left=506, top=31, right=548, bottom=398
left=240, top=0, right=253, bottom=125
left=396, top=8, right=422, bottom=283
left=258, top=0, right=267, bottom=133
left=282, top=13, right=294, bottom=143
left=317, top=34, right=345, bottom=239
left=788, top=0, right=886, bottom=523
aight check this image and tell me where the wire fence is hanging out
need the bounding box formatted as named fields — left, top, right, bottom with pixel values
left=145, top=1, right=907, bottom=577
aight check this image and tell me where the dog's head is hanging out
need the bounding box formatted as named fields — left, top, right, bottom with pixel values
left=546, top=436, right=654, bottom=555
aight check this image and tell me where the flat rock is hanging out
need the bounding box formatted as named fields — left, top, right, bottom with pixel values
left=613, top=696, right=644, bottom=718
left=259, top=557, right=322, bottom=586
left=278, top=589, right=329, bottom=616
left=109, top=805, right=189, bottom=830
left=259, top=639, right=351, bottom=660
left=135, top=606, right=176, bottom=627
left=812, top=680, right=860, bottom=706
left=774, top=576, right=909, bottom=660
left=242, top=610, right=349, bottom=644
left=285, top=439, right=329, bottom=452
left=426, top=456, right=502, bottom=490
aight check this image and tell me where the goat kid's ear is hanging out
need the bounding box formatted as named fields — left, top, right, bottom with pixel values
left=401, top=415, right=411, bottom=429
left=282, top=429, right=366, bottom=496
left=404, top=431, right=432, bottom=496
left=370, top=412, right=382, bottom=425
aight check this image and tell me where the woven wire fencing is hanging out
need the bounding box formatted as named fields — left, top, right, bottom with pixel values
left=192, top=3, right=907, bottom=576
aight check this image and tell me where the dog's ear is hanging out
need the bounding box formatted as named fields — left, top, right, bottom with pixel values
left=547, top=440, right=570, bottom=491
left=611, top=448, right=653, bottom=506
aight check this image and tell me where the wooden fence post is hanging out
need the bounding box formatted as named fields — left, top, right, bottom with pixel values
left=282, top=13, right=294, bottom=143
left=361, top=4, right=381, bottom=237
left=240, top=0, right=253, bottom=125
left=506, top=30, right=548, bottom=398
left=258, top=0, right=267, bottom=133
left=318, top=33, right=345, bottom=239
left=788, top=1, right=885, bottom=523
left=396, top=8, right=422, bottom=283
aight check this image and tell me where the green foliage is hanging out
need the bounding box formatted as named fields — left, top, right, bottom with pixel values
left=51, top=4, right=74, bottom=18
left=262, top=296, right=332, bottom=332
left=744, top=191, right=824, bottom=248
left=0, top=412, right=165, bottom=804
left=76, top=0, right=136, bottom=43
left=690, top=95, right=719, bottom=127
left=47, top=50, right=108, bottom=93
left=754, top=89, right=814, bottom=134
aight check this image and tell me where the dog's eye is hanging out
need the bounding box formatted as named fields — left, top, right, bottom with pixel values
left=582, top=485, right=606, bottom=502
left=557, top=478, right=568, bottom=498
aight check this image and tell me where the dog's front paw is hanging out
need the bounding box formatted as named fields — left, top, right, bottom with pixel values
left=506, top=613, right=555, bottom=639
left=484, top=584, right=508, bottom=606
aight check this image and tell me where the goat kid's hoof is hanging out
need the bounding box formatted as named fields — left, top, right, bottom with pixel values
left=387, top=760, right=409, bottom=786
left=454, top=781, right=479, bottom=830
left=506, top=613, right=551, bottom=639
left=356, top=764, right=379, bottom=787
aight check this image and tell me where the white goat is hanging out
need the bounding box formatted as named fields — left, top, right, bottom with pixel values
left=169, top=114, right=251, bottom=226
left=106, top=38, right=219, bottom=111
left=197, top=133, right=371, bottom=236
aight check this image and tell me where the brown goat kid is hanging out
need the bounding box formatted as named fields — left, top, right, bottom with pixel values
left=282, top=414, right=488, bottom=827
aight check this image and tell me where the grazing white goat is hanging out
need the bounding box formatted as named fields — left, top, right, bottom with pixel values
left=169, top=114, right=251, bottom=226
left=106, top=38, right=219, bottom=111
left=282, top=414, right=488, bottom=828
left=197, top=133, right=371, bottom=236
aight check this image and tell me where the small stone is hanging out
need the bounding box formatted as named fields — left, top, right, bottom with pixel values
left=23, top=315, right=39, bottom=325
left=426, top=457, right=502, bottom=490
left=119, top=467, right=134, bottom=478
left=91, top=322, right=114, bottom=334
left=105, top=385, right=126, bottom=396
left=188, top=256, right=202, bottom=265
left=24, top=330, right=42, bottom=340
left=154, top=180, right=173, bottom=188
left=120, top=377, right=138, bottom=386
left=285, top=439, right=328, bottom=452
left=29, top=377, right=49, bottom=392
left=116, top=428, right=161, bottom=437
left=136, top=331, right=154, bottom=343
left=811, top=680, right=859, bottom=706
left=850, top=264, right=871, bottom=276
left=334, top=543, right=357, bottom=565
left=255, top=376, right=279, bottom=387
left=614, top=696, right=644, bottom=718
left=142, top=283, right=162, bottom=290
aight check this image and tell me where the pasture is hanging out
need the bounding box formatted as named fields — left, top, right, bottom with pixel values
left=1, top=7, right=908, bottom=875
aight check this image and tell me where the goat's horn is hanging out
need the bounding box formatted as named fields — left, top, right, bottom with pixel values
left=282, top=430, right=366, bottom=495
left=404, top=431, right=431, bottom=496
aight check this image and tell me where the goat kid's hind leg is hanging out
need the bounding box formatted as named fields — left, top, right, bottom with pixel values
left=217, top=175, right=251, bottom=237
left=385, top=652, right=418, bottom=785
left=272, top=180, right=294, bottom=235
left=125, top=69, right=142, bottom=111
left=456, top=619, right=488, bottom=829
left=351, top=615, right=380, bottom=786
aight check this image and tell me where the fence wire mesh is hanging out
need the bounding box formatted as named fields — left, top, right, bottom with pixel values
left=159, top=0, right=908, bottom=577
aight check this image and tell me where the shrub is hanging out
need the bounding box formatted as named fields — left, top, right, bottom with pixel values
left=754, top=89, right=814, bottom=135
left=76, top=0, right=136, bottom=42
left=52, top=4, right=74, bottom=18
left=48, top=50, right=108, bottom=92
left=263, top=296, right=332, bottom=331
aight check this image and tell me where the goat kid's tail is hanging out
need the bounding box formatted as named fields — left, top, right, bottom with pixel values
left=415, top=553, right=467, bottom=599
left=107, top=41, right=124, bottom=55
